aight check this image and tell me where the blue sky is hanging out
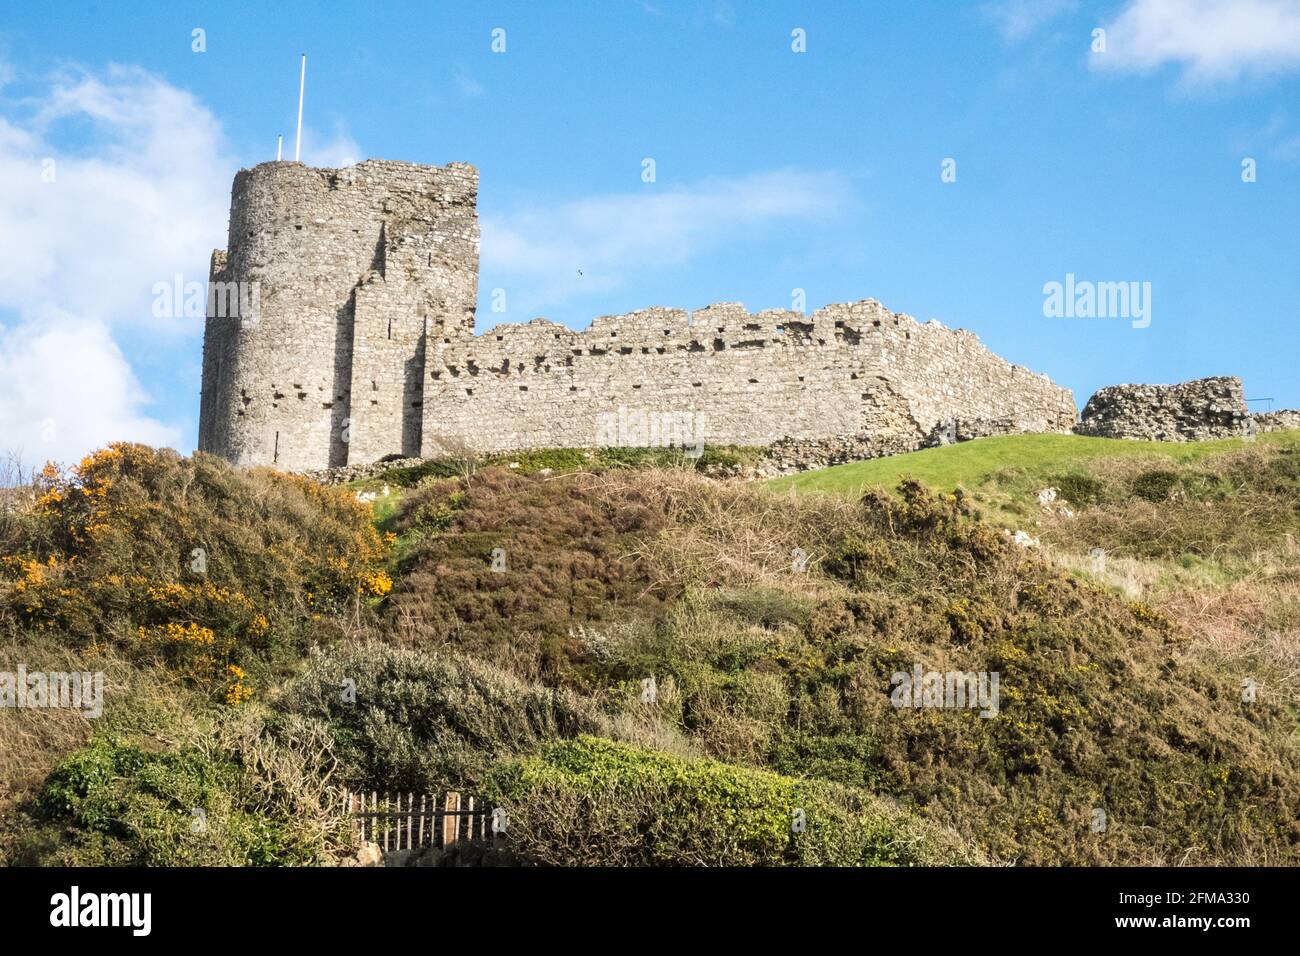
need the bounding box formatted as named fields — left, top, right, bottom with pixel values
left=1, top=0, right=1298, bottom=466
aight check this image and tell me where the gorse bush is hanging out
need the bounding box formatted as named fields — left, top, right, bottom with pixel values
left=1050, top=472, right=1108, bottom=507
left=1131, top=469, right=1180, bottom=503
left=7, top=436, right=1300, bottom=868
left=0, top=444, right=390, bottom=700
left=485, top=735, right=981, bottom=867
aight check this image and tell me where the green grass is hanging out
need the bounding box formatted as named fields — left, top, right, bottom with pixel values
left=767, top=431, right=1300, bottom=499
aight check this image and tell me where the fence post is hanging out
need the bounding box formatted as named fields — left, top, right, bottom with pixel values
left=418, top=794, right=426, bottom=848
left=443, top=792, right=461, bottom=847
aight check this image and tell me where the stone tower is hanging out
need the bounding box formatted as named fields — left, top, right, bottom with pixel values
left=197, top=158, right=479, bottom=470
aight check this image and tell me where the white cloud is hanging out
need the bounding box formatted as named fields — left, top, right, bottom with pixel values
left=0, top=64, right=236, bottom=470
left=480, top=170, right=852, bottom=321
left=0, top=315, right=181, bottom=467
left=983, top=0, right=1079, bottom=42
left=298, top=123, right=362, bottom=168
left=0, top=64, right=232, bottom=331
left=1093, top=0, right=1300, bottom=83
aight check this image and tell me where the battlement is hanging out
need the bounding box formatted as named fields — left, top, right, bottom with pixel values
left=432, top=299, right=1029, bottom=360
left=198, top=157, right=1075, bottom=471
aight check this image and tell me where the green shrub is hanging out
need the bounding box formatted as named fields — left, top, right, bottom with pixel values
left=485, top=736, right=979, bottom=866
left=489, top=448, right=592, bottom=473
left=1131, top=469, right=1180, bottom=502
left=1052, top=472, right=1108, bottom=507
left=272, top=642, right=596, bottom=792
left=20, top=708, right=342, bottom=867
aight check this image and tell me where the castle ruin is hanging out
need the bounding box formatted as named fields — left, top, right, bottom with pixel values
left=198, top=159, right=1078, bottom=471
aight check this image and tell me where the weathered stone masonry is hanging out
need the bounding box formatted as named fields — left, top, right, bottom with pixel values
left=199, top=159, right=478, bottom=471
left=199, top=159, right=1077, bottom=470
left=422, top=301, right=1077, bottom=455
left=1075, top=377, right=1252, bottom=442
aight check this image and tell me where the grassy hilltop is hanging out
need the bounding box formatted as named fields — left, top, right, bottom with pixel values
left=2, top=434, right=1298, bottom=866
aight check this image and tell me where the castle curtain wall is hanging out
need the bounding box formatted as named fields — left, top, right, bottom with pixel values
left=199, top=159, right=1074, bottom=471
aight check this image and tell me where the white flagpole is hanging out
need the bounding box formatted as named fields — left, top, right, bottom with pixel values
left=294, top=54, right=306, bottom=162
left=276, top=135, right=283, bottom=161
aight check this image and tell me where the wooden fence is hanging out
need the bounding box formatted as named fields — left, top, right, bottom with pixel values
left=346, top=791, right=498, bottom=852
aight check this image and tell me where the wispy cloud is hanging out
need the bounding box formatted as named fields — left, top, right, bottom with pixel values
left=454, top=70, right=485, bottom=98
left=298, top=123, right=362, bottom=167
left=1234, top=110, right=1300, bottom=163
left=982, top=0, right=1079, bottom=42
left=0, top=64, right=235, bottom=467
left=1092, top=0, right=1300, bottom=84
left=480, top=169, right=853, bottom=321
left=707, top=1, right=736, bottom=27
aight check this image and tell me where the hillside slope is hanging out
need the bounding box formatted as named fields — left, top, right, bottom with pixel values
left=3, top=437, right=1298, bottom=866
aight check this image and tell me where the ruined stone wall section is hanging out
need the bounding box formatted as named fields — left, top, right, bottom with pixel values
left=420, top=299, right=1077, bottom=455
left=1075, top=377, right=1252, bottom=441
left=197, top=159, right=478, bottom=471
left=1256, top=409, right=1300, bottom=433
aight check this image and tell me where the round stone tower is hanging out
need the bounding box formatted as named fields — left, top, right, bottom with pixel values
left=197, top=158, right=479, bottom=470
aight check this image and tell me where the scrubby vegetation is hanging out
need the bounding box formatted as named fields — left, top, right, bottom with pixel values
left=484, top=736, right=980, bottom=866
left=272, top=642, right=596, bottom=793
left=1, top=444, right=391, bottom=700
left=3, top=434, right=1299, bottom=866
left=0, top=444, right=387, bottom=864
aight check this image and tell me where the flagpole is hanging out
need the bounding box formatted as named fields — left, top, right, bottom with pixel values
left=294, top=54, right=306, bottom=162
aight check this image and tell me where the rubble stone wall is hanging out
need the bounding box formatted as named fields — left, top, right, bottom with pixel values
left=1075, top=377, right=1252, bottom=442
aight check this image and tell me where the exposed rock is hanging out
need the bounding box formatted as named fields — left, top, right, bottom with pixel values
left=339, top=841, right=383, bottom=867
left=1009, top=530, right=1040, bottom=548
left=303, top=456, right=425, bottom=485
